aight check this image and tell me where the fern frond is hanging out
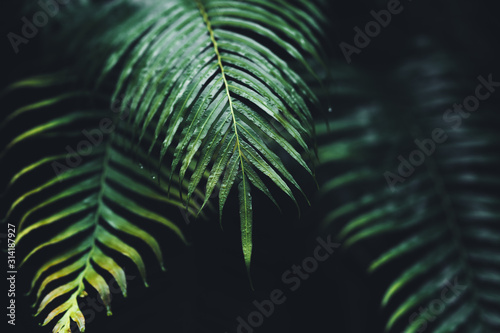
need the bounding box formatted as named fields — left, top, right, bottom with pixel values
left=81, top=0, right=326, bottom=276
left=1, top=77, right=201, bottom=333
left=318, top=42, right=500, bottom=333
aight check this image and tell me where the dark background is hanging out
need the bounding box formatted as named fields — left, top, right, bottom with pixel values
left=1, top=1, right=499, bottom=333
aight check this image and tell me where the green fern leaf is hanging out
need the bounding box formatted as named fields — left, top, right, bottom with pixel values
left=78, top=0, right=326, bottom=277
left=318, top=43, right=500, bottom=333
left=1, top=77, right=201, bottom=332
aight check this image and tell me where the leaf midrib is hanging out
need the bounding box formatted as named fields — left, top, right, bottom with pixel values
left=195, top=0, right=246, bottom=181
left=58, top=132, right=114, bottom=313
left=196, top=0, right=253, bottom=283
